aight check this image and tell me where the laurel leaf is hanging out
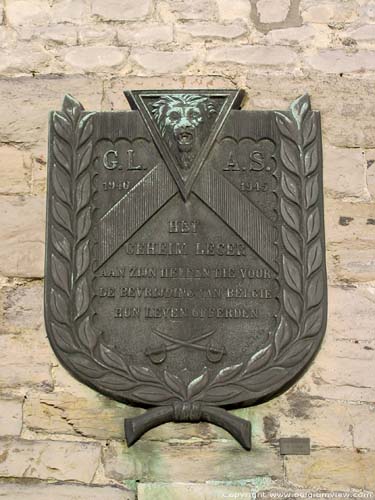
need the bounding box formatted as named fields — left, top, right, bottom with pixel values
left=78, top=113, right=95, bottom=145
left=97, top=373, right=134, bottom=391
left=76, top=172, right=90, bottom=212
left=281, top=171, right=299, bottom=204
left=129, top=366, right=158, bottom=383
left=132, top=387, right=174, bottom=404
left=275, top=113, right=297, bottom=142
left=163, top=371, right=186, bottom=397
left=70, top=353, right=104, bottom=379
left=52, top=197, right=72, bottom=233
left=50, top=288, right=69, bottom=325
left=77, top=207, right=91, bottom=240
left=53, top=111, right=71, bottom=139
left=283, top=288, right=302, bottom=323
left=281, top=226, right=302, bottom=262
left=283, top=254, right=302, bottom=293
left=53, top=139, right=70, bottom=172
left=244, top=345, right=272, bottom=375
left=77, top=316, right=99, bottom=351
left=307, top=239, right=323, bottom=276
left=62, top=94, right=83, bottom=123
left=52, top=165, right=71, bottom=205
left=307, top=270, right=324, bottom=308
left=305, top=143, right=319, bottom=175
left=77, top=142, right=93, bottom=175
left=302, top=112, right=317, bottom=147
left=213, top=364, right=243, bottom=385
left=99, top=344, right=127, bottom=371
left=279, top=340, right=313, bottom=368
left=74, top=277, right=89, bottom=319
left=274, top=316, right=293, bottom=356
left=51, top=253, right=70, bottom=292
left=246, top=367, right=287, bottom=390
left=305, top=174, right=319, bottom=209
left=302, top=307, right=324, bottom=339
left=307, top=207, right=320, bottom=241
left=205, top=386, right=242, bottom=402
left=187, top=369, right=209, bottom=399
left=51, top=321, right=76, bottom=353
left=76, top=240, right=90, bottom=279
left=280, top=137, right=300, bottom=175
left=281, top=198, right=300, bottom=232
left=291, top=94, right=310, bottom=125
left=51, top=225, right=71, bottom=261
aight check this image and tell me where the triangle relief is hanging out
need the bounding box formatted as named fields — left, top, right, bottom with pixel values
left=125, top=90, right=244, bottom=199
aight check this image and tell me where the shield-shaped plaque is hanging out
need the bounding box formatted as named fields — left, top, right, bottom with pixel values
left=45, top=90, right=327, bottom=450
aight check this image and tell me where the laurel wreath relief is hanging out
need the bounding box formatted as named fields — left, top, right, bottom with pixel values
left=48, top=94, right=325, bottom=410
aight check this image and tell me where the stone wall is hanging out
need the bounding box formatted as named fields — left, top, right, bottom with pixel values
left=0, top=0, right=375, bottom=498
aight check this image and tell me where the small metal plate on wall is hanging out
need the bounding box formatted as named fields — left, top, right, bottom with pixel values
left=280, top=438, right=311, bottom=455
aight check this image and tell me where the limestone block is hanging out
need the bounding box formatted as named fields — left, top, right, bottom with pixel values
left=91, top=0, right=152, bottom=21
left=16, top=24, right=78, bottom=45
left=0, top=483, right=134, bottom=500
left=117, top=24, right=174, bottom=46
left=325, top=199, right=375, bottom=244
left=167, top=0, right=217, bottom=20
left=0, top=438, right=101, bottom=483
left=346, top=24, right=375, bottom=41
left=308, top=49, right=375, bottom=73
left=365, top=149, right=375, bottom=199
left=245, top=70, right=375, bottom=148
left=257, top=0, right=291, bottom=24
left=176, top=22, right=247, bottom=40
left=352, top=404, right=375, bottom=449
left=301, top=0, right=358, bottom=23
left=332, top=243, right=375, bottom=282
left=65, top=47, right=125, bottom=72
left=0, top=195, right=45, bottom=278
left=78, top=26, right=117, bottom=45
left=323, top=144, right=366, bottom=199
left=3, top=280, right=44, bottom=332
left=0, top=331, right=53, bottom=390
left=50, top=0, right=89, bottom=24
left=138, top=482, right=253, bottom=500
left=299, top=334, right=375, bottom=402
left=0, top=44, right=52, bottom=75
left=206, top=45, right=297, bottom=65
left=6, top=0, right=50, bottom=26
left=130, top=49, right=195, bottom=75
left=0, top=145, right=29, bottom=194
left=103, top=440, right=283, bottom=482
left=217, top=0, right=251, bottom=21
left=285, top=449, right=375, bottom=491
left=266, top=25, right=317, bottom=45
left=0, top=76, right=103, bottom=146
left=0, top=399, right=23, bottom=436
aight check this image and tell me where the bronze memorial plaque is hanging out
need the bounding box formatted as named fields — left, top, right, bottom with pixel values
left=44, top=90, right=327, bottom=450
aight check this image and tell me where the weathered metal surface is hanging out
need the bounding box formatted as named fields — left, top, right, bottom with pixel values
left=44, top=90, right=327, bottom=450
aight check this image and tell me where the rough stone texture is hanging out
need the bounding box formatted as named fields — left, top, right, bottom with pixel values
left=138, top=482, right=253, bottom=499
left=0, top=483, right=135, bottom=500
left=0, top=196, right=45, bottom=278
left=91, top=0, right=152, bottom=21
left=217, top=0, right=252, bottom=20
left=130, top=49, right=195, bottom=74
left=0, top=438, right=102, bottom=482
left=0, top=145, right=30, bottom=194
left=103, top=441, right=283, bottom=482
left=0, top=399, right=23, bottom=436
left=0, top=0, right=375, bottom=496
left=285, top=449, right=375, bottom=491
left=206, top=45, right=297, bottom=65
left=65, top=47, right=125, bottom=72
left=257, top=0, right=291, bottom=23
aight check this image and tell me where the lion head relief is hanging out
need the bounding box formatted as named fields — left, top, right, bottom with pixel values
left=152, top=94, right=217, bottom=170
